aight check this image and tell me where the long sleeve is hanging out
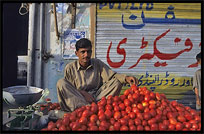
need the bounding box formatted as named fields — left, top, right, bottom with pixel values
left=98, top=59, right=127, bottom=84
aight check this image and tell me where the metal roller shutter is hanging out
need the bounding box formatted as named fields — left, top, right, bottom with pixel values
left=95, top=3, right=201, bottom=109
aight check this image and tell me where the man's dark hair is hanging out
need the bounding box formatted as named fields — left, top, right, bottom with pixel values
left=196, top=52, right=201, bottom=61
left=75, top=38, right=92, bottom=51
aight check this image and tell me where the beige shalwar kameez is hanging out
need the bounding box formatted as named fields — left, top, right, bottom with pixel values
left=57, top=58, right=127, bottom=112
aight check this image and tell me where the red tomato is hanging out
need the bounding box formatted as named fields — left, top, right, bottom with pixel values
left=143, top=112, right=151, bottom=120
left=98, top=126, right=107, bottom=131
left=136, top=112, right=143, bottom=120
left=142, top=101, right=149, bottom=108
left=119, top=103, right=125, bottom=111
left=175, top=122, right=183, bottom=130
left=134, top=118, right=142, bottom=126
left=47, top=121, right=56, bottom=130
left=91, top=104, right=98, bottom=114
left=137, top=125, right=144, bottom=131
left=58, top=125, right=66, bottom=131
left=113, top=111, right=121, bottom=120
left=89, top=125, right=98, bottom=131
left=110, top=118, right=116, bottom=125
left=79, top=116, right=88, bottom=125
left=149, top=92, right=156, bottom=99
left=132, top=107, right=140, bottom=114
left=128, top=112, right=136, bottom=119
left=131, top=84, right=137, bottom=91
left=184, top=114, right=193, bottom=121
left=128, top=119, right=134, bottom=126
left=119, top=118, right=128, bottom=126
left=104, top=109, right=112, bottom=119
left=149, top=104, right=156, bottom=109
left=123, top=89, right=130, bottom=96
left=150, top=123, right=158, bottom=131
left=90, top=114, right=98, bottom=123
left=149, top=109, right=156, bottom=117
left=194, top=115, right=201, bottom=122
left=183, top=122, right=192, bottom=129
left=46, top=98, right=51, bottom=102
left=56, top=120, right=62, bottom=128
left=120, top=125, right=129, bottom=131
left=107, top=95, right=113, bottom=100
left=142, top=120, right=148, bottom=126
left=192, top=123, right=198, bottom=130
left=132, top=93, right=139, bottom=100
left=114, top=105, right=120, bottom=112
left=113, top=121, right=121, bottom=130
left=144, top=95, right=150, bottom=102
left=137, top=103, right=144, bottom=111
left=124, top=99, right=131, bottom=107
left=177, top=115, right=186, bottom=122
left=109, top=125, right=115, bottom=131
left=129, top=125, right=137, bottom=131
left=168, top=124, right=175, bottom=131
left=163, top=120, right=170, bottom=126
left=88, top=122, right=96, bottom=127
left=98, top=113, right=106, bottom=121
left=113, top=96, right=120, bottom=102
left=169, top=117, right=178, bottom=125
left=125, top=106, right=132, bottom=114
left=159, top=123, right=167, bottom=131
left=120, top=95, right=126, bottom=101
left=148, top=118, right=156, bottom=126
left=144, top=126, right=151, bottom=131
left=99, top=121, right=108, bottom=129
left=144, top=107, right=150, bottom=113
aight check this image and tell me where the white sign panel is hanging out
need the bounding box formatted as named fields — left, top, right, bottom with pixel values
left=62, top=29, right=86, bottom=59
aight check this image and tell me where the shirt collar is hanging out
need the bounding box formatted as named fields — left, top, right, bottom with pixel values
left=77, top=59, right=94, bottom=71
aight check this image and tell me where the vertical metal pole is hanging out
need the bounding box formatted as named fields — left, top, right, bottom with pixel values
left=36, top=3, right=45, bottom=88
left=27, top=4, right=37, bottom=86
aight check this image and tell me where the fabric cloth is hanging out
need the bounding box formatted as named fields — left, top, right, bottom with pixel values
left=193, top=69, right=201, bottom=110
left=57, top=58, right=126, bottom=112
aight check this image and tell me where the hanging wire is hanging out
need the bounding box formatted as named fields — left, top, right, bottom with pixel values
left=19, top=3, right=30, bottom=15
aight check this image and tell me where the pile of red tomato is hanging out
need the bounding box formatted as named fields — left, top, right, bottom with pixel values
left=40, top=98, right=61, bottom=111
left=41, top=85, right=201, bottom=131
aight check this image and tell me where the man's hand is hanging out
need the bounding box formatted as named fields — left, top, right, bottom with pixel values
left=79, top=90, right=95, bottom=103
left=125, top=76, right=138, bottom=86
left=196, top=99, right=201, bottom=106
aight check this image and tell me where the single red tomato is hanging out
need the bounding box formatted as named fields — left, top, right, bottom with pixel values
left=168, top=124, right=175, bottom=131
left=175, top=122, right=183, bottom=131
left=150, top=123, right=158, bottom=131
left=129, top=125, right=137, bottom=131
left=159, top=123, right=167, bottom=131
left=114, top=105, right=120, bottom=111
left=125, top=106, right=132, bottom=114
left=120, top=125, right=129, bottom=131
left=119, top=103, right=125, bottom=111
left=89, top=125, right=98, bottom=131
left=104, top=109, right=112, bottom=119
left=47, top=121, right=56, bottom=130
left=128, top=112, right=136, bottom=119
left=58, top=125, right=66, bottom=131
left=113, top=121, right=121, bottom=130
left=119, top=118, right=128, bottom=126
left=137, top=125, right=144, bottom=131
left=134, top=118, right=142, bottom=126
left=113, top=111, right=121, bottom=120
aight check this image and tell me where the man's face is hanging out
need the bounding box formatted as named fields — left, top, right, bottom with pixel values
left=75, top=47, right=92, bottom=67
